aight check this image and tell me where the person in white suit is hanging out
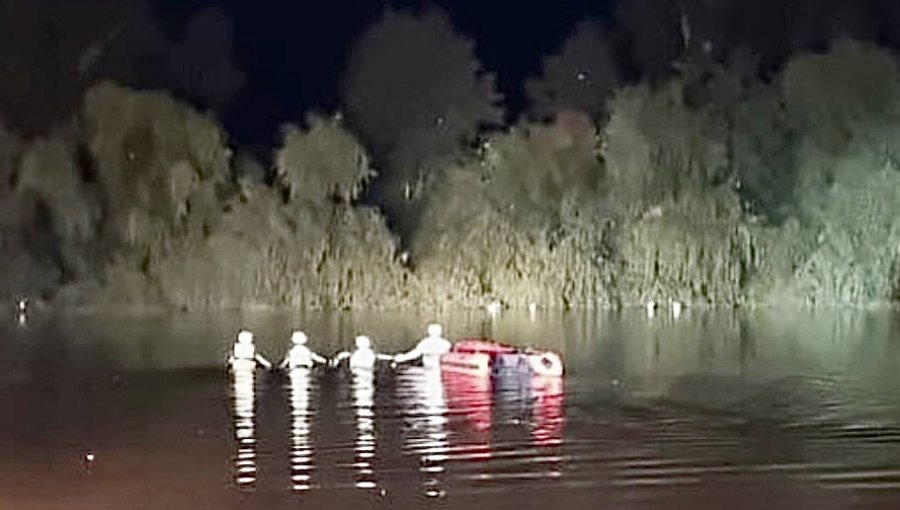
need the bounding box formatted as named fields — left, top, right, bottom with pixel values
left=280, top=331, right=327, bottom=370
left=331, top=335, right=393, bottom=370
left=393, top=323, right=452, bottom=369
left=228, top=330, right=272, bottom=369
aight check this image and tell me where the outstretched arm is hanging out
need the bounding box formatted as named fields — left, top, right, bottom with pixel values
left=330, top=351, right=351, bottom=367
left=392, top=345, right=422, bottom=364
left=310, top=351, right=327, bottom=364
left=376, top=352, right=394, bottom=361
left=255, top=354, right=273, bottom=370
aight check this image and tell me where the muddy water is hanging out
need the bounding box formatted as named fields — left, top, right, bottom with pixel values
left=2, top=308, right=900, bottom=509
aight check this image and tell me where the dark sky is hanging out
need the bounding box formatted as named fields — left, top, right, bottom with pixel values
left=154, top=0, right=617, bottom=146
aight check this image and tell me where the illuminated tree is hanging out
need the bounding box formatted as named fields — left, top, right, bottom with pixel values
left=275, top=115, right=373, bottom=204
left=602, top=81, right=729, bottom=209
left=16, top=134, right=101, bottom=280
left=81, top=82, right=231, bottom=256
left=411, top=113, right=614, bottom=309
left=776, top=40, right=900, bottom=304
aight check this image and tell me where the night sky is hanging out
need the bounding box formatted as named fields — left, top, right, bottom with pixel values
left=155, top=0, right=617, bottom=146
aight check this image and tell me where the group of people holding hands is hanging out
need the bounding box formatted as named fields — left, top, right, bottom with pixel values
left=227, top=323, right=452, bottom=371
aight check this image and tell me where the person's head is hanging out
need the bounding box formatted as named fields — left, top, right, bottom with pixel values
left=237, top=330, right=254, bottom=344
left=355, top=335, right=371, bottom=349
left=291, top=331, right=308, bottom=345
left=426, top=323, right=443, bottom=338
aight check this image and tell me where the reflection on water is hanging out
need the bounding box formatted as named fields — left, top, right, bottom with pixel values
left=288, top=368, right=315, bottom=492
left=230, top=361, right=257, bottom=490
left=8, top=309, right=900, bottom=509
left=530, top=376, right=564, bottom=448
left=350, top=368, right=379, bottom=491
left=396, top=366, right=450, bottom=499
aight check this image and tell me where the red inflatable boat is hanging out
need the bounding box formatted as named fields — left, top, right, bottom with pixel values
left=440, top=338, right=564, bottom=378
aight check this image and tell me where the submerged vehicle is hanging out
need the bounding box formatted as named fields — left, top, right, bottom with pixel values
left=439, top=338, right=564, bottom=378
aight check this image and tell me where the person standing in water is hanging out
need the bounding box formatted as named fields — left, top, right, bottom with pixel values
left=280, top=331, right=327, bottom=370
left=393, top=323, right=452, bottom=369
left=228, top=330, right=273, bottom=369
left=330, top=335, right=393, bottom=370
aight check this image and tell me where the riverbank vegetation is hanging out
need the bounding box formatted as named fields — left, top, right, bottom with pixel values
left=3, top=1, right=900, bottom=310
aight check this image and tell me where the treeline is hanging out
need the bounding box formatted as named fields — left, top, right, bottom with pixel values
left=2, top=3, right=900, bottom=310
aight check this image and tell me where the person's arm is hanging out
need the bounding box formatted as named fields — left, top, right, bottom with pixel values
left=376, top=352, right=394, bottom=361
left=279, top=354, right=289, bottom=369
left=255, top=354, right=273, bottom=370
left=330, top=351, right=351, bottom=367
left=392, top=344, right=423, bottom=364
left=310, top=351, right=327, bottom=364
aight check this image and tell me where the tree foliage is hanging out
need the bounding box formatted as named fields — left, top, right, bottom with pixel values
left=602, top=81, right=729, bottom=209
left=82, top=82, right=231, bottom=255
left=526, top=19, right=621, bottom=120
left=275, top=115, right=373, bottom=204
left=6, top=1, right=900, bottom=312
left=341, top=7, right=504, bottom=239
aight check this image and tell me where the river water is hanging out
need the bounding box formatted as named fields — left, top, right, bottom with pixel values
left=2, top=308, right=900, bottom=509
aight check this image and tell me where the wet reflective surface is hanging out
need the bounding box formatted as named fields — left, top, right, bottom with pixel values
left=3, top=308, right=900, bottom=508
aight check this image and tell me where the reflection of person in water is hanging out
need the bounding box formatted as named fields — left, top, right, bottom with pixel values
left=14, top=297, right=27, bottom=326
left=288, top=367, right=316, bottom=492
left=230, top=360, right=258, bottom=490
left=396, top=365, right=449, bottom=499
left=350, top=367, right=380, bottom=491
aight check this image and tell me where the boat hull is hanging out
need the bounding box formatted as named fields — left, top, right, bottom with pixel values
left=439, top=339, right=563, bottom=378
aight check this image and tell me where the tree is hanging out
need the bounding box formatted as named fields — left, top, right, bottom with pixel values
left=478, top=111, right=602, bottom=225
left=783, top=39, right=900, bottom=159
left=602, top=81, right=729, bottom=209
left=81, top=82, right=232, bottom=256
left=275, top=114, right=373, bottom=204
left=341, top=7, right=503, bottom=239
left=773, top=41, right=900, bottom=304
left=526, top=19, right=621, bottom=120
left=16, top=134, right=101, bottom=280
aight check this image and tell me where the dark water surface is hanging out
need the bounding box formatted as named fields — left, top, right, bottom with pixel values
left=3, top=308, right=900, bottom=509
